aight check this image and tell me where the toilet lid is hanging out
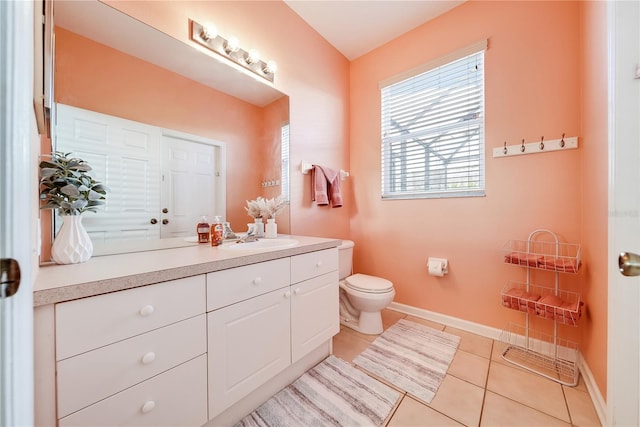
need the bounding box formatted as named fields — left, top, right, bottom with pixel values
left=345, top=273, right=393, bottom=294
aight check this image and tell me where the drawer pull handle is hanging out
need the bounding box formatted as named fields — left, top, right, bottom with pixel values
left=139, top=305, right=154, bottom=317
left=252, top=277, right=262, bottom=285
left=316, top=261, right=323, bottom=268
left=141, top=352, right=156, bottom=364
left=284, top=290, right=291, bottom=299
left=141, top=400, right=156, bottom=414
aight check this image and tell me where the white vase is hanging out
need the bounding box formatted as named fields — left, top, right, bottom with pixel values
left=265, top=218, right=277, bottom=238
left=254, top=217, right=264, bottom=238
left=51, top=215, right=93, bottom=264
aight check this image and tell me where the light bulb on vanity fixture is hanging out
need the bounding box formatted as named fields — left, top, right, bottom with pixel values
left=245, top=49, right=260, bottom=65
left=189, top=19, right=277, bottom=83
left=224, top=36, right=240, bottom=54
left=262, top=60, right=277, bottom=75
left=199, top=23, right=217, bottom=41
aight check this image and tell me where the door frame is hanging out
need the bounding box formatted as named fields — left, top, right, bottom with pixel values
left=607, top=0, right=640, bottom=425
left=0, top=1, right=36, bottom=425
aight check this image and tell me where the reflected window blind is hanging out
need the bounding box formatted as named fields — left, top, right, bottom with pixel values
left=381, top=43, right=485, bottom=199
left=281, top=122, right=290, bottom=202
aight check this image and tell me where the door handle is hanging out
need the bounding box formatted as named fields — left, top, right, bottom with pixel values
left=1, top=258, right=21, bottom=298
left=619, top=252, right=640, bottom=276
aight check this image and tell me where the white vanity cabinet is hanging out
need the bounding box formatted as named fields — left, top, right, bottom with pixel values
left=206, top=249, right=339, bottom=419
left=33, top=237, right=341, bottom=427
left=54, top=275, right=208, bottom=426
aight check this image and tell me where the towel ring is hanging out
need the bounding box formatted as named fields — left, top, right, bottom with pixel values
left=520, top=139, right=525, bottom=153
left=539, top=136, right=545, bottom=150
left=503, top=141, right=507, bottom=155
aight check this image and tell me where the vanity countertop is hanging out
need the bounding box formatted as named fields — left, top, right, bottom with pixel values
left=34, top=235, right=341, bottom=307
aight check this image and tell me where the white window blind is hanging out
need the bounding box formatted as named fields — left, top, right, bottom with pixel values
left=280, top=122, right=290, bottom=202
left=381, top=41, right=486, bottom=199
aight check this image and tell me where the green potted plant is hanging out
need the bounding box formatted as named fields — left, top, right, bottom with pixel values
left=39, top=151, right=108, bottom=264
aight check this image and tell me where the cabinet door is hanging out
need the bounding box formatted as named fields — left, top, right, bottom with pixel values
left=208, top=288, right=291, bottom=418
left=291, top=271, right=339, bottom=363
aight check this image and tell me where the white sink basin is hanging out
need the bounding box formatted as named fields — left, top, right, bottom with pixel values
left=219, top=238, right=299, bottom=252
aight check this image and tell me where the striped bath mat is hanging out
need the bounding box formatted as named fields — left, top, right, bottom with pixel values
left=353, top=319, right=460, bottom=404
left=236, top=355, right=400, bottom=427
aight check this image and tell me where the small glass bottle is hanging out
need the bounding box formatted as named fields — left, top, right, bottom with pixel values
left=196, top=216, right=210, bottom=243
left=210, top=215, right=223, bottom=246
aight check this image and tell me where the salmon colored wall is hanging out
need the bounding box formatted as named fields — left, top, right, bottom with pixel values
left=102, top=0, right=351, bottom=239
left=54, top=27, right=271, bottom=229
left=350, top=0, right=585, bottom=357
left=579, top=1, right=608, bottom=399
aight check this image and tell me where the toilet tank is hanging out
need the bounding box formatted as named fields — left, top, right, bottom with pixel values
left=337, top=240, right=355, bottom=280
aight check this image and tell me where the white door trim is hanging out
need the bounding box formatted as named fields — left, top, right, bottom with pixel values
left=607, top=0, right=640, bottom=425
left=0, top=1, right=36, bottom=425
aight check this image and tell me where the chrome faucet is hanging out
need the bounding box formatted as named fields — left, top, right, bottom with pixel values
left=236, top=230, right=259, bottom=243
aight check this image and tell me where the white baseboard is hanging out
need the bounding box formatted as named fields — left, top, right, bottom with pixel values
left=577, top=351, right=607, bottom=426
left=387, top=301, right=607, bottom=426
left=388, top=301, right=503, bottom=339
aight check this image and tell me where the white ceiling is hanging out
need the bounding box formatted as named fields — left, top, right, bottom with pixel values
left=284, top=0, right=466, bottom=60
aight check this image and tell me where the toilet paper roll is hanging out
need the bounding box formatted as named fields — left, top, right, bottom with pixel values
left=428, top=258, right=448, bottom=277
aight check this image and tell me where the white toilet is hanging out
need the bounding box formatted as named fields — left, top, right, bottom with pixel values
left=338, top=240, right=395, bottom=335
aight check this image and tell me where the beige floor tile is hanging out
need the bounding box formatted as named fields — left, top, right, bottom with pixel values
left=428, top=374, right=485, bottom=427
left=332, top=330, right=372, bottom=363
left=564, top=387, right=602, bottom=426
left=339, top=324, right=378, bottom=343
left=481, top=391, right=571, bottom=427
left=444, top=326, right=494, bottom=359
left=387, top=395, right=463, bottom=427
left=404, top=315, right=446, bottom=331
left=382, top=309, right=406, bottom=329
left=487, top=361, right=570, bottom=422
left=448, top=349, right=490, bottom=388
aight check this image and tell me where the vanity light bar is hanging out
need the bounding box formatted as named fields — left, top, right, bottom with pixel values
left=189, top=19, right=276, bottom=83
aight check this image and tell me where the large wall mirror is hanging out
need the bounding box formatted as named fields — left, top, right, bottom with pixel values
left=49, top=0, right=290, bottom=256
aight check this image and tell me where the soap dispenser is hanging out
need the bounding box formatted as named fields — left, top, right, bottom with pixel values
left=210, top=216, right=223, bottom=246
left=196, top=216, right=210, bottom=243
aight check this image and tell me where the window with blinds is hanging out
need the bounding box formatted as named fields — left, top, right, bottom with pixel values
left=280, top=122, right=290, bottom=202
left=381, top=41, right=486, bottom=199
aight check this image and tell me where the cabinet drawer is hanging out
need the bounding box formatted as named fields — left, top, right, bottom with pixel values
left=207, top=258, right=290, bottom=311
left=57, top=315, right=206, bottom=418
left=56, top=275, right=205, bottom=360
left=58, top=355, right=208, bottom=427
left=291, top=248, right=338, bottom=284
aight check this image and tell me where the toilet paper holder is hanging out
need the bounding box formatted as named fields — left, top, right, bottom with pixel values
left=427, top=257, right=449, bottom=276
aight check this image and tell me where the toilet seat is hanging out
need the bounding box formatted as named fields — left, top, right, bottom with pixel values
left=344, top=273, right=393, bottom=294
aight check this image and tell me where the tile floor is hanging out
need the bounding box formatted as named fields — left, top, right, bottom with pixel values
left=332, top=309, right=601, bottom=427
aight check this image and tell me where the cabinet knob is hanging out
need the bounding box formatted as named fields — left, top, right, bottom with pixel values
left=294, top=288, right=301, bottom=295
left=316, top=261, right=323, bottom=268
left=141, top=400, right=156, bottom=414
left=252, top=277, right=262, bottom=285
left=139, top=305, right=154, bottom=317
left=284, top=290, right=291, bottom=298
left=150, top=218, right=158, bottom=225
left=141, top=351, right=156, bottom=364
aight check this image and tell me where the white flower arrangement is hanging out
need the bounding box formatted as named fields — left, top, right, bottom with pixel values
left=245, top=195, right=287, bottom=219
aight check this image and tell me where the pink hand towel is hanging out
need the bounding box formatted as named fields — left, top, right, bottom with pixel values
left=311, top=165, right=329, bottom=205
left=311, top=165, right=343, bottom=208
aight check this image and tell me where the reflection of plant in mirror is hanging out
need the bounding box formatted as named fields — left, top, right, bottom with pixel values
left=39, top=152, right=108, bottom=215
left=245, top=196, right=286, bottom=219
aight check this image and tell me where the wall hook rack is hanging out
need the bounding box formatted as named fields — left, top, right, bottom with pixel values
left=493, top=134, right=578, bottom=158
